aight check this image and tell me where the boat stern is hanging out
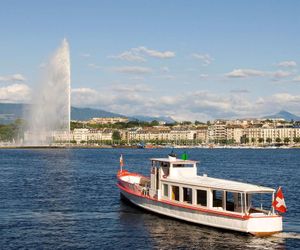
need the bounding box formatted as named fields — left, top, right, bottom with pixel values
left=247, top=215, right=282, bottom=236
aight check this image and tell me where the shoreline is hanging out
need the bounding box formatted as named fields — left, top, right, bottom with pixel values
left=0, top=145, right=299, bottom=149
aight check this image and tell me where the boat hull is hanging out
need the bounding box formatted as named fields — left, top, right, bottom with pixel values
left=118, top=184, right=282, bottom=236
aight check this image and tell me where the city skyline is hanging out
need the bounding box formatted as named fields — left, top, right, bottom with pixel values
left=0, top=1, right=300, bottom=121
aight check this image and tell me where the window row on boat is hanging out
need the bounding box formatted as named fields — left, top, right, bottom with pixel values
left=161, top=181, right=272, bottom=215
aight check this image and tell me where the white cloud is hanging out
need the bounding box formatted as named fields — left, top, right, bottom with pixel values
left=271, top=70, right=293, bottom=80
left=199, top=74, right=208, bottom=79
left=108, top=50, right=145, bottom=62
left=88, top=63, right=102, bottom=69
left=70, top=83, right=300, bottom=121
left=136, top=46, right=175, bottom=59
left=0, top=74, right=26, bottom=82
left=157, top=75, right=175, bottom=80
left=192, top=53, right=214, bottom=66
left=0, top=84, right=31, bottom=103
left=272, top=93, right=300, bottom=103
left=71, top=87, right=240, bottom=121
left=292, top=76, right=300, bottom=82
left=112, top=84, right=152, bottom=93
left=112, top=66, right=152, bottom=74
left=277, top=60, right=297, bottom=67
left=225, top=68, right=295, bottom=80
left=162, top=91, right=299, bottom=120
left=161, top=66, right=170, bottom=72
left=225, top=69, right=265, bottom=78
left=71, top=88, right=114, bottom=107
left=159, top=96, right=181, bottom=105
left=157, top=67, right=174, bottom=79
left=109, top=46, right=175, bottom=62
left=72, top=87, right=98, bottom=95
left=230, top=89, right=250, bottom=94
left=255, top=93, right=300, bottom=116
left=129, top=76, right=145, bottom=81
left=80, top=53, right=91, bottom=58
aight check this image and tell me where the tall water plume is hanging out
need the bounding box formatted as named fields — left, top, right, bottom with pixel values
left=25, top=39, right=71, bottom=145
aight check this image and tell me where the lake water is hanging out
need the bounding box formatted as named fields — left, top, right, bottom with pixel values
left=0, top=148, right=300, bottom=249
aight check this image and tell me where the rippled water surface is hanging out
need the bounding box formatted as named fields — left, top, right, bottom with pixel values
left=0, top=148, right=299, bottom=249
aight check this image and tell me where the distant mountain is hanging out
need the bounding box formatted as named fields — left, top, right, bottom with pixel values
left=263, top=110, right=300, bottom=121
left=72, top=108, right=176, bottom=123
left=0, top=103, right=176, bottom=124
left=71, top=107, right=126, bottom=121
left=132, top=115, right=176, bottom=123
left=0, top=103, right=29, bottom=124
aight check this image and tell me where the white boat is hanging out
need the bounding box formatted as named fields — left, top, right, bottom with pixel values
left=117, top=154, right=284, bottom=236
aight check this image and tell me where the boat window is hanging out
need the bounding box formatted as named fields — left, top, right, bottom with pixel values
left=237, top=193, right=243, bottom=212
left=225, top=192, right=243, bottom=213
left=173, top=164, right=183, bottom=168
left=163, top=184, right=169, bottom=197
left=213, top=190, right=223, bottom=208
left=161, top=162, right=170, bottom=168
left=171, top=186, right=179, bottom=201
left=246, top=193, right=251, bottom=212
left=226, top=192, right=236, bottom=212
left=197, top=189, right=207, bottom=206
left=183, top=187, right=192, bottom=204
left=249, top=193, right=272, bottom=214
left=173, top=164, right=193, bottom=168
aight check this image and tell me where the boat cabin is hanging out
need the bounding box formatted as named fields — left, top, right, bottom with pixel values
left=149, top=156, right=276, bottom=216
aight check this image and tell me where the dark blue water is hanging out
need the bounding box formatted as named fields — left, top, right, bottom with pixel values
left=0, top=148, right=299, bottom=249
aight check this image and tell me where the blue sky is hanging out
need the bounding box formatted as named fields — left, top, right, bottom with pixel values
left=0, top=0, right=300, bottom=121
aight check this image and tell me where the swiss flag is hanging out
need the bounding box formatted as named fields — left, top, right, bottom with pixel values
left=272, top=187, right=287, bottom=213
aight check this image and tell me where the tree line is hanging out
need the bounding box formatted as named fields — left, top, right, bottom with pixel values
left=0, top=119, right=24, bottom=141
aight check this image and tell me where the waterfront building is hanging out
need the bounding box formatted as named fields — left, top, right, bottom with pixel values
left=244, top=126, right=263, bottom=143
left=73, top=128, right=89, bottom=143
left=195, top=127, right=208, bottom=143
left=52, top=131, right=72, bottom=142
left=87, top=129, right=113, bottom=142
left=59, top=128, right=113, bottom=144
left=169, top=129, right=197, bottom=142
left=226, top=126, right=244, bottom=143
left=262, top=127, right=295, bottom=143
left=244, top=126, right=300, bottom=144
left=49, top=117, right=300, bottom=146
left=88, top=117, right=128, bottom=124
left=209, top=120, right=227, bottom=142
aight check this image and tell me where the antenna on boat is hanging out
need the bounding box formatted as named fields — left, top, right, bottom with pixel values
left=169, top=149, right=176, bottom=157
left=120, top=154, right=124, bottom=171
left=168, top=149, right=177, bottom=161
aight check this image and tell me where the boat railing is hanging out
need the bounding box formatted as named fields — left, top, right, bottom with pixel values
left=248, top=207, right=270, bottom=215
left=131, top=178, right=150, bottom=196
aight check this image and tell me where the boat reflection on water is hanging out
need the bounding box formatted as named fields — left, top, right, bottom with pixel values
left=119, top=200, right=287, bottom=249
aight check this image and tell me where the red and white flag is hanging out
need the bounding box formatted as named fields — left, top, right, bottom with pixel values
left=272, top=187, right=287, bottom=213
left=120, top=154, right=124, bottom=167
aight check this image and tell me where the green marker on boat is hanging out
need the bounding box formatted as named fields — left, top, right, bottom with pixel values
left=181, top=152, right=188, bottom=160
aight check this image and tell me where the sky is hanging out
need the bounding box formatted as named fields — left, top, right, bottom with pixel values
left=0, top=0, right=300, bottom=121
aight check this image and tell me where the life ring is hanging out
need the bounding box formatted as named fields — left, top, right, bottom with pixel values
left=163, top=175, right=167, bottom=179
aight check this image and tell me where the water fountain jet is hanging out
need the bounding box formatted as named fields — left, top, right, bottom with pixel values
left=24, top=39, right=71, bottom=146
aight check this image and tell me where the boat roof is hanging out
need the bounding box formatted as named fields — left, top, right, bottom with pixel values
left=150, top=158, right=198, bottom=164
left=166, top=175, right=275, bottom=193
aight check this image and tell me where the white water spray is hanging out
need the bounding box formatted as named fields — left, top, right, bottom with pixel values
left=25, top=39, right=71, bottom=145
